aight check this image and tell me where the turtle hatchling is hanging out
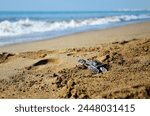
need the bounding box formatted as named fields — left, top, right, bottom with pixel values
left=78, top=59, right=108, bottom=73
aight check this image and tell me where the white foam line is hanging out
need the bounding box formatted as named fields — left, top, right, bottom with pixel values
left=0, top=14, right=150, bottom=38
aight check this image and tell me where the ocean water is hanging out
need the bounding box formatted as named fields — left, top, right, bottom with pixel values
left=0, top=11, right=150, bottom=46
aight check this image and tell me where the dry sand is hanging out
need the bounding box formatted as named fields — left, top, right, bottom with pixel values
left=0, top=22, right=150, bottom=99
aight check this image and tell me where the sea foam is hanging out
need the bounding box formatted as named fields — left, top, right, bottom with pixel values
left=0, top=14, right=150, bottom=38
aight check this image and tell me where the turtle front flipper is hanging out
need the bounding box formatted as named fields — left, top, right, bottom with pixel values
left=88, top=65, right=100, bottom=73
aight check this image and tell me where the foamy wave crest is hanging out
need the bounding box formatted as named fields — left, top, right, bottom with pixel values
left=0, top=14, right=150, bottom=37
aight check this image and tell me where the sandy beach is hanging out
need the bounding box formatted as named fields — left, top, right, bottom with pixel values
left=0, top=22, right=150, bottom=99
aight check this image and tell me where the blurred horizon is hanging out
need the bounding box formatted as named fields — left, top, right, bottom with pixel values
left=0, top=0, right=150, bottom=11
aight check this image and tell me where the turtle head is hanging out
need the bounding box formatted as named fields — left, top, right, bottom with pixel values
left=78, top=59, right=86, bottom=65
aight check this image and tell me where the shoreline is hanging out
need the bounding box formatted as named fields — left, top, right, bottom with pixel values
left=1, top=21, right=150, bottom=53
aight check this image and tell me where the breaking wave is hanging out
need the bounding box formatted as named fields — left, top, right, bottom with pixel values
left=0, top=14, right=150, bottom=37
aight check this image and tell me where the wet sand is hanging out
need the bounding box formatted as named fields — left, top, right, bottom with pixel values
left=0, top=22, right=150, bottom=99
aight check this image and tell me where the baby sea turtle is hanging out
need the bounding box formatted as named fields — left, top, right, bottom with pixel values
left=78, top=59, right=108, bottom=73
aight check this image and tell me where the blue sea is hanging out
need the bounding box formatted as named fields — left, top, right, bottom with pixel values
left=0, top=11, right=150, bottom=46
